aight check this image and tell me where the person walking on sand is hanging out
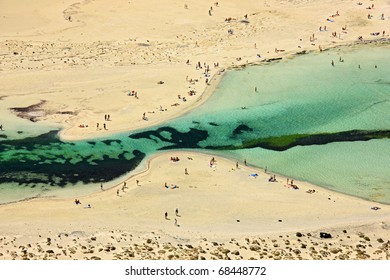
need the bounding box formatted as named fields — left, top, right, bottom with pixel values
left=174, top=218, right=178, bottom=226
left=165, top=212, right=168, bottom=220
left=175, top=208, right=179, bottom=216
left=101, top=183, right=103, bottom=190
left=185, top=168, right=188, bottom=175
left=117, top=189, right=119, bottom=196
left=236, top=161, right=239, bottom=169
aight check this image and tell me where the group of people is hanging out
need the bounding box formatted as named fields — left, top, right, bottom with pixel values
left=95, top=114, right=111, bottom=130
left=286, top=178, right=299, bottom=189
left=127, top=90, right=138, bottom=98
left=74, top=199, right=91, bottom=208
left=208, top=2, right=219, bottom=16
left=164, top=182, right=178, bottom=189
left=97, top=123, right=107, bottom=130
left=165, top=208, right=180, bottom=227
left=170, top=156, right=180, bottom=162
left=268, top=174, right=277, bottom=182
left=116, top=181, right=129, bottom=196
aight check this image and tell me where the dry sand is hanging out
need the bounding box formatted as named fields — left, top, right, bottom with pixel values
left=0, top=0, right=389, bottom=260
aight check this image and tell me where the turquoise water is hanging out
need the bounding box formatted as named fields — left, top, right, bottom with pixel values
left=0, top=44, right=389, bottom=204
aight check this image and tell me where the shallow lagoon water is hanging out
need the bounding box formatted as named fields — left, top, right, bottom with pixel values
left=0, top=44, right=389, bottom=204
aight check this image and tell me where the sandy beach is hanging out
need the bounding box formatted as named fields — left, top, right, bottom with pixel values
left=0, top=151, right=389, bottom=260
left=1, top=0, right=389, bottom=140
left=0, top=0, right=389, bottom=260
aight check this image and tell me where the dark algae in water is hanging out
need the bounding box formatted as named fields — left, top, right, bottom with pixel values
left=0, top=130, right=145, bottom=187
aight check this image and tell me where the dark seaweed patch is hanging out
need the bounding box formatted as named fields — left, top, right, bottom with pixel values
left=233, top=124, right=253, bottom=136
left=208, top=130, right=390, bottom=151
left=130, top=126, right=209, bottom=149
left=101, top=139, right=122, bottom=146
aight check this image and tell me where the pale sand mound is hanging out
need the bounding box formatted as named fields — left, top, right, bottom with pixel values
left=0, top=152, right=389, bottom=259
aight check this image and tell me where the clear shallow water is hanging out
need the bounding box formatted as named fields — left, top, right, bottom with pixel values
left=0, top=44, right=389, bottom=204
left=221, top=139, right=390, bottom=203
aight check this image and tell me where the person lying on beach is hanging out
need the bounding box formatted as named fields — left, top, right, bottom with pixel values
left=268, top=175, right=277, bottom=182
